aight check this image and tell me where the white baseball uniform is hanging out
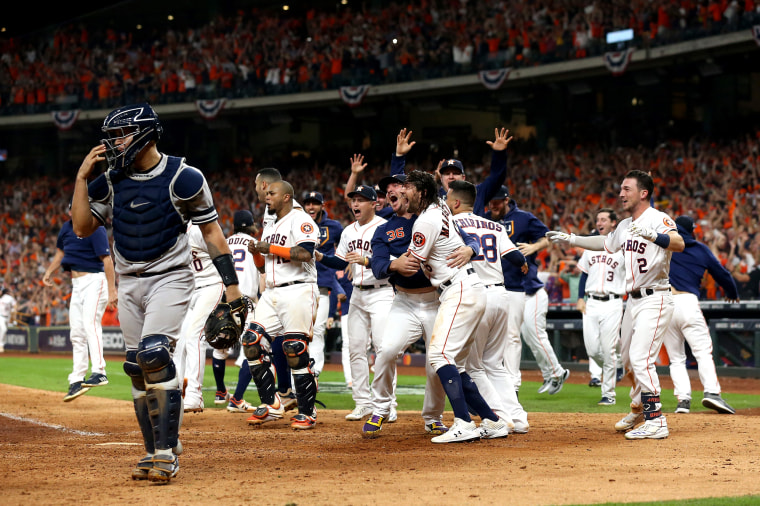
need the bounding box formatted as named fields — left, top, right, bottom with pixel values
left=336, top=215, right=395, bottom=409
left=173, top=224, right=225, bottom=409
left=577, top=248, right=625, bottom=400
left=604, top=207, right=676, bottom=411
left=455, top=212, right=527, bottom=426
left=0, top=292, right=17, bottom=352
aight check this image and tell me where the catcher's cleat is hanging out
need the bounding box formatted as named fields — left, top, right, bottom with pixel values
left=131, top=456, right=153, bottom=480
left=147, top=454, right=179, bottom=483
left=291, top=413, right=317, bottom=430
left=247, top=395, right=284, bottom=425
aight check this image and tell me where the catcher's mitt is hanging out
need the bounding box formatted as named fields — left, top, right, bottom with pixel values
left=204, top=295, right=252, bottom=350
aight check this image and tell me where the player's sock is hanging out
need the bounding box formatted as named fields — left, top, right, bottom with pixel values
left=272, top=336, right=293, bottom=393
left=212, top=357, right=226, bottom=393
left=436, top=365, right=471, bottom=422
left=233, top=359, right=252, bottom=401
left=460, top=372, right=498, bottom=421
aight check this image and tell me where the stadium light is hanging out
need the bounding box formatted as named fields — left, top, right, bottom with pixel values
left=606, top=29, right=634, bottom=44
left=283, top=4, right=289, bottom=10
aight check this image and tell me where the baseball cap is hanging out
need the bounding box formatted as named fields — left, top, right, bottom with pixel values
left=347, top=184, right=377, bottom=201
left=303, top=191, right=324, bottom=204
left=233, top=210, right=254, bottom=228
left=675, top=215, right=694, bottom=234
left=441, top=159, right=465, bottom=174
left=377, top=174, right=407, bottom=193
left=490, top=185, right=510, bottom=201
left=374, top=184, right=385, bottom=196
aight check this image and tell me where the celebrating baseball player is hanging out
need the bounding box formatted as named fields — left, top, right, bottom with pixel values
left=173, top=223, right=226, bottom=413
left=244, top=180, right=321, bottom=430
left=403, top=170, right=509, bottom=443
left=575, top=208, right=626, bottom=406
left=210, top=210, right=260, bottom=413
left=71, top=102, right=247, bottom=483
left=665, top=215, right=738, bottom=414
left=448, top=180, right=531, bottom=435
left=315, top=183, right=395, bottom=422
left=547, top=169, right=684, bottom=439
left=43, top=204, right=117, bottom=402
left=0, top=287, right=16, bottom=354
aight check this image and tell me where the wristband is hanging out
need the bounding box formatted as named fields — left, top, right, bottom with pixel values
left=269, top=244, right=291, bottom=260
left=653, top=233, right=670, bottom=249
left=212, top=254, right=240, bottom=286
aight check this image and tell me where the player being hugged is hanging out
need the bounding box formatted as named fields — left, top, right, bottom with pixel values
left=245, top=181, right=321, bottom=430
left=402, top=170, right=504, bottom=443
left=547, top=170, right=684, bottom=439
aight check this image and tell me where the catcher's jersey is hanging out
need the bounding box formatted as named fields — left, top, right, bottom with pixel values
left=577, top=246, right=625, bottom=296
left=335, top=215, right=388, bottom=287
left=261, top=208, right=318, bottom=288
left=187, top=224, right=222, bottom=287
left=262, top=199, right=302, bottom=229
left=453, top=211, right=517, bottom=286
left=408, top=201, right=471, bottom=288
left=227, top=232, right=260, bottom=299
left=604, top=206, right=677, bottom=292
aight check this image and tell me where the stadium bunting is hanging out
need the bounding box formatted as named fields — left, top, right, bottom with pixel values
left=195, top=98, right=226, bottom=119
left=753, top=25, right=760, bottom=46
left=339, top=85, right=371, bottom=107
left=478, top=68, right=512, bottom=90
left=51, top=110, right=80, bottom=131
left=603, top=47, right=635, bottom=76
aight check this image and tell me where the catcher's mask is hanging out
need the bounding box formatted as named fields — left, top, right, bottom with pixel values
left=101, top=102, right=162, bottom=172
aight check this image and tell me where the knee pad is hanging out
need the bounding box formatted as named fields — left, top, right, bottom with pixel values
left=282, top=335, right=310, bottom=372
left=123, top=350, right=146, bottom=392
left=136, top=334, right=177, bottom=385
left=242, top=323, right=270, bottom=363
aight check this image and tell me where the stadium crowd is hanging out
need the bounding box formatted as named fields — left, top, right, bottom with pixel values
left=1, top=0, right=759, bottom=115
left=1, top=130, right=758, bottom=326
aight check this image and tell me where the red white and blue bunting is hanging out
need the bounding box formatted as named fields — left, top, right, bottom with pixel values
left=195, top=98, right=226, bottom=119
left=51, top=110, right=80, bottom=131
left=603, top=47, right=635, bottom=76
left=478, top=68, right=512, bottom=90
left=339, top=85, right=371, bottom=107
left=753, top=25, right=760, bottom=47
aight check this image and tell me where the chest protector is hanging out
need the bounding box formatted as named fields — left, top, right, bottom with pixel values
left=110, top=156, right=186, bottom=262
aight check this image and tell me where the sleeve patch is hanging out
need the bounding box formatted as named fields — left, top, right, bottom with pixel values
left=413, top=232, right=426, bottom=248
left=301, top=222, right=314, bottom=234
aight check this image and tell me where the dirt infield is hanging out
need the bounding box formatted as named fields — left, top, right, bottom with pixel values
left=2, top=372, right=760, bottom=506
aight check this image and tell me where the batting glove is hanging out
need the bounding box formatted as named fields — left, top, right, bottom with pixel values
left=629, top=223, right=657, bottom=241
left=545, top=231, right=576, bottom=246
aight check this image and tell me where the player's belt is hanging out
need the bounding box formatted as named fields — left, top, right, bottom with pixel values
left=123, top=265, right=186, bottom=278
left=278, top=281, right=305, bottom=287
left=588, top=293, right=621, bottom=301
left=439, top=267, right=476, bottom=289
left=356, top=283, right=390, bottom=291
left=628, top=288, right=671, bottom=299
left=485, top=282, right=505, bottom=289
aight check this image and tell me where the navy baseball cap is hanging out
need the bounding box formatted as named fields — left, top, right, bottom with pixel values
left=491, top=185, right=510, bottom=201
left=347, top=185, right=377, bottom=201
left=374, top=184, right=385, bottom=196
left=675, top=215, right=694, bottom=234
left=233, top=210, right=254, bottom=228
left=377, top=174, right=407, bottom=193
left=303, top=191, right=324, bottom=204
left=441, top=158, right=465, bottom=174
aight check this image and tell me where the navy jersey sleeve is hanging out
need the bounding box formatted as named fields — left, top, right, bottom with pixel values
left=474, top=150, right=507, bottom=216
left=390, top=153, right=406, bottom=176
left=90, top=226, right=111, bottom=257
left=370, top=224, right=393, bottom=280
left=702, top=244, right=739, bottom=299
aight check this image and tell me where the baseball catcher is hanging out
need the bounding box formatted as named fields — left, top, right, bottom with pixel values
left=204, top=295, right=252, bottom=349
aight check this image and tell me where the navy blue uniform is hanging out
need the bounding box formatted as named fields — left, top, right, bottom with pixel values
left=670, top=226, right=738, bottom=299
left=57, top=221, right=110, bottom=272
left=314, top=210, right=344, bottom=289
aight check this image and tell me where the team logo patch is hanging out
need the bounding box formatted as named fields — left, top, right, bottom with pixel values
left=663, top=217, right=675, bottom=228
left=413, top=232, right=426, bottom=248
left=301, top=223, right=314, bottom=234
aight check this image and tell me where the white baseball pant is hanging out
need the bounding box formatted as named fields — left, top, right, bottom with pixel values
left=663, top=293, right=722, bottom=400
left=582, top=297, right=623, bottom=400
left=340, top=313, right=352, bottom=384
left=503, top=289, right=527, bottom=389
left=347, top=286, right=394, bottom=408
left=0, top=315, right=7, bottom=351
left=68, top=272, right=109, bottom=384
left=589, top=357, right=602, bottom=380
left=466, top=286, right=527, bottom=426
left=371, top=289, right=444, bottom=425
left=310, top=289, right=330, bottom=376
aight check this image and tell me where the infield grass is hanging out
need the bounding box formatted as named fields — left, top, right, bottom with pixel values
left=3, top=355, right=760, bottom=414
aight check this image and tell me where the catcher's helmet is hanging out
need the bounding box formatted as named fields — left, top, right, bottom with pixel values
left=101, top=102, right=162, bottom=171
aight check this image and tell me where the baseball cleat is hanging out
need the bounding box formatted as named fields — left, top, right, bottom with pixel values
left=147, top=454, right=179, bottom=483
left=537, top=380, right=551, bottom=394
left=479, top=418, right=510, bottom=439
left=345, top=405, right=373, bottom=421
left=183, top=398, right=204, bottom=413
left=63, top=381, right=90, bottom=402
left=387, top=407, right=398, bottom=423
left=588, top=377, right=602, bottom=387
left=131, top=456, right=154, bottom=480
left=431, top=418, right=480, bottom=444
left=279, top=389, right=298, bottom=412
left=511, top=420, right=529, bottom=434
left=226, top=398, right=255, bottom=413
left=675, top=399, right=691, bottom=413
left=548, top=369, right=570, bottom=395
left=598, top=396, right=616, bottom=406
left=291, top=413, right=317, bottom=430
left=247, top=396, right=285, bottom=425
left=702, top=393, right=735, bottom=414
left=615, top=411, right=644, bottom=432
left=624, top=417, right=669, bottom=440
left=362, top=414, right=386, bottom=438
left=214, top=390, right=231, bottom=405
left=425, top=421, right=448, bottom=435
left=83, top=373, right=108, bottom=387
